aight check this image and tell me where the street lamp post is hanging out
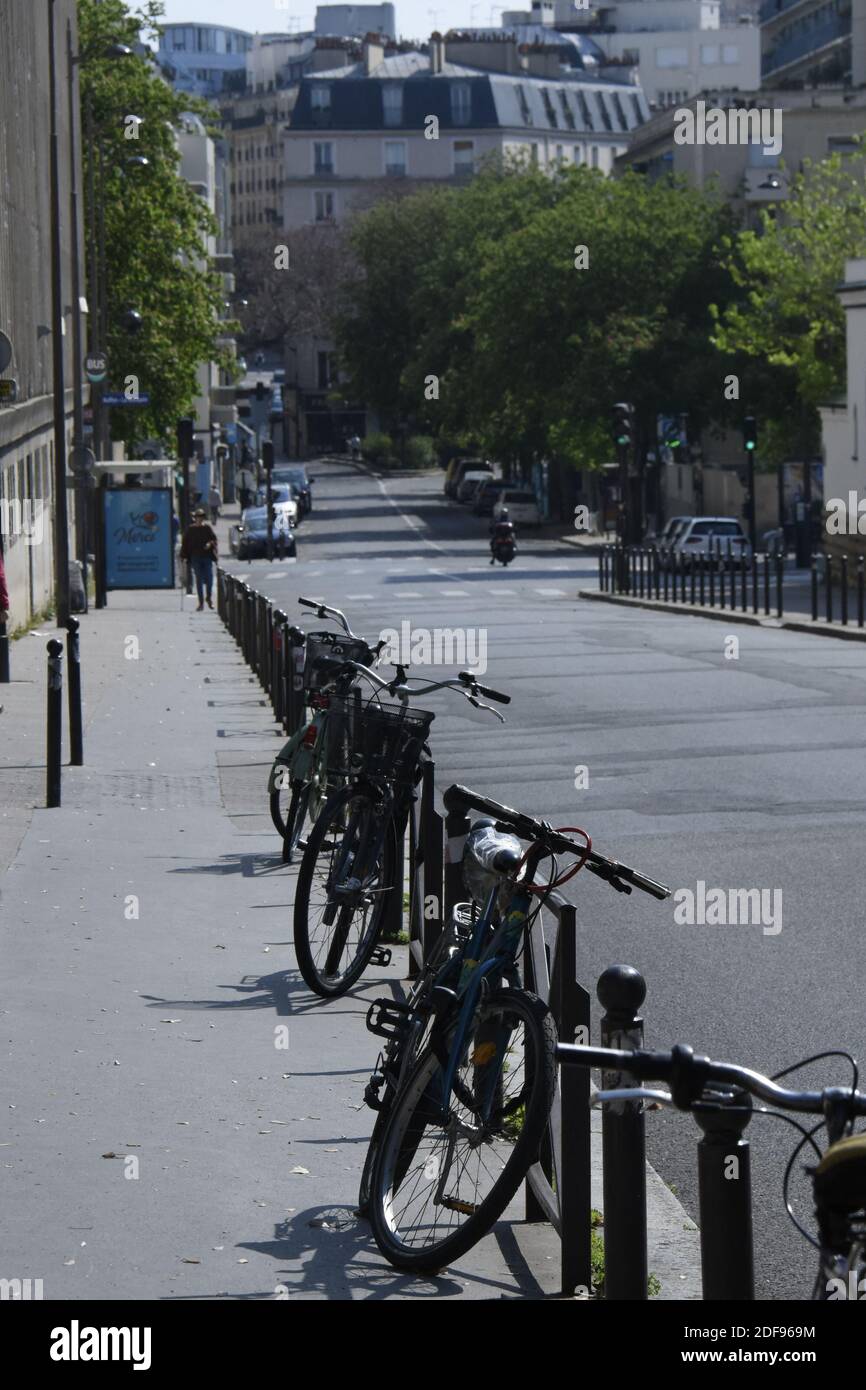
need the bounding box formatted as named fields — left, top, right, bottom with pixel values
left=48, top=0, right=71, bottom=627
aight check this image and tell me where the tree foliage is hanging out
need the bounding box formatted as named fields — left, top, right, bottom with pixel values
left=79, top=0, right=234, bottom=449
left=336, top=161, right=740, bottom=472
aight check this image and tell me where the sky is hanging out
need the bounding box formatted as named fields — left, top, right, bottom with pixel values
left=157, top=0, right=507, bottom=46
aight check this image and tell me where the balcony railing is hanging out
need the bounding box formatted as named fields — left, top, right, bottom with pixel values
left=763, top=10, right=849, bottom=75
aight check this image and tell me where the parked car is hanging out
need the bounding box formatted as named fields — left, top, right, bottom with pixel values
left=445, top=457, right=493, bottom=499
left=255, top=483, right=300, bottom=526
left=672, top=516, right=752, bottom=565
left=493, top=489, right=541, bottom=526
left=473, top=479, right=509, bottom=516
left=272, top=464, right=314, bottom=516
left=653, top=515, right=690, bottom=569
left=231, top=505, right=297, bottom=560
left=457, top=470, right=494, bottom=503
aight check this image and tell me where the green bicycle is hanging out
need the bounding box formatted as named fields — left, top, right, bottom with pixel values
left=267, top=598, right=385, bottom=863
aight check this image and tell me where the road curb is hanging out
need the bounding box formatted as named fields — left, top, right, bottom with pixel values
left=579, top=589, right=866, bottom=640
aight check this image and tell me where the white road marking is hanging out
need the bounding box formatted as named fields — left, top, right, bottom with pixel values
left=394, top=591, right=423, bottom=599
left=440, top=589, right=469, bottom=597
left=535, top=587, right=566, bottom=597
left=345, top=593, right=374, bottom=600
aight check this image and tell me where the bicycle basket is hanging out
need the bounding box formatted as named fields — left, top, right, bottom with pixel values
left=303, top=631, right=375, bottom=692
left=350, top=702, right=435, bottom=786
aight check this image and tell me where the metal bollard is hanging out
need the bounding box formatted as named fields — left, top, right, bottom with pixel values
left=695, top=1093, right=755, bottom=1300
left=841, top=555, right=849, bottom=626
left=689, top=555, right=696, bottom=605
left=811, top=554, right=818, bottom=622
left=65, top=618, right=83, bottom=767
left=858, top=557, right=864, bottom=629
left=740, top=550, right=748, bottom=613
left=763, top=553, right=770, bottom=616
left=751, top=552, right=759, bottom=615
left=598, top=550, right=605, bottom=591
left=662, top=551, right=669, bottom=602
left=653, top=548, right=660, bottom=600
left=46, top=638, right=63, bottom=808
left=775, top=551, right=783, bottom=620
left=598, top=964, right=648, bottom=1301
left=0, top=616, right=9, bottom=683
left=708, top=551, right=715, bottom=607
left=699, top=553, right=706, bottom=607
left=825, top=554, right=833, bottom=624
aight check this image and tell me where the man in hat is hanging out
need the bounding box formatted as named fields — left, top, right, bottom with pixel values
left=180, top=508, right=218, bottom=610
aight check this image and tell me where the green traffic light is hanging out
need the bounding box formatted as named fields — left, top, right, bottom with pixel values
left=745, top=441, right=755, bottom=450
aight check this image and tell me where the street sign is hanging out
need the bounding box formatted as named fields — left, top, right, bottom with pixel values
left=84, top=352, right=108, bottom=383
left=0, top=378, right=19, bottom=405
left=102, top=392, right=150, bottom=406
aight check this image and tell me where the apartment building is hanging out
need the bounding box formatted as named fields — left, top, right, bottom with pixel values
left=620, top=85, right=866, bottom=226
left=284, top=32, right=650, bottom=228
left=534, top=0, right=761, bottom=109
left=0, top=0, right=83, bottom=627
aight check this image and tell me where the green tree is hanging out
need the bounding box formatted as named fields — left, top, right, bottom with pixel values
left=710, top=149, right=866, bottom=464
left=79, top=0, right=235, bottom=449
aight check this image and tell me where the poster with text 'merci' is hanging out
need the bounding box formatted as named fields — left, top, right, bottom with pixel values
left=103, top=488, right=174, bottom=589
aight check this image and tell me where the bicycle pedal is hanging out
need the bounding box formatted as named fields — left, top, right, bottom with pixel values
left=439, top=1195, right=477, bottom=1216
left=366, top=997, right=410, bottom=1039
left=369, top=946, right=392, bottom=968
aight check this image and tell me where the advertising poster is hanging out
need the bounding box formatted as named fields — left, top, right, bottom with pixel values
left=103, top=487, right=174, bottom=589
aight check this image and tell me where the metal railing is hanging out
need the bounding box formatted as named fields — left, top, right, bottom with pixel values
left=558, top=964, right=756, bottom=1300
left=217, top=568, right=305, bottom=735
left=599, top=545, right=866, bottom=629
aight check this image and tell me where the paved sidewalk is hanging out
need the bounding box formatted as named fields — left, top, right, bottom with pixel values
left=0, top=586, right=700, bottom=1301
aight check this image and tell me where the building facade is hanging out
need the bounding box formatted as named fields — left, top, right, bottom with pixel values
left=156, top=23, right=253, bottom=98
left=0, top=0, right=84, bottom=628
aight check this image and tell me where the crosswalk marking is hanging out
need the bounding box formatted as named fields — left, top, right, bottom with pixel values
left=394, top=590, right=423, bottom=598
left=345, top=593, right=374, bottom=600
left=439, top=588, right=469, bottom=597
left=535, top=587, right=566, bottom=597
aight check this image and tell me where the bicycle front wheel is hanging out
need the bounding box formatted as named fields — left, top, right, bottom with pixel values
left=369, top=988, right=556, bottom=1272
left=293, top=785, right=396, bottom=998
left=281, top=780, right=311, bottom=864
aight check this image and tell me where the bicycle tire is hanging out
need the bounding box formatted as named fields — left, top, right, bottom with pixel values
left=269, top=778, right=291, bottom=837
left=281, top=780, right=311, bottom=864
left=369, top=988, right=557, bottom=1272
left=293, top=785, right=397, bottom=998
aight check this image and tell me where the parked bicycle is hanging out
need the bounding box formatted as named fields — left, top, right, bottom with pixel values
left=292, top=666, right=511, bottom=999
left=559, top=1040, right=866, bottom=1300
left=268, top=597, right=385, bottom=863
left=362, top=783, right=670, bottom=1273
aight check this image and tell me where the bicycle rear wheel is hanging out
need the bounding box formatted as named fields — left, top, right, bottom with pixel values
left=369, top=988, right=556, bottom=1272
left=293, top=785, right=397, bottom=998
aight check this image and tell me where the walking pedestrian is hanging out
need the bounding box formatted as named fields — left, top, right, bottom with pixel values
left=0, top=547, right=9, bottom=623
left=180, top=508, right=218, bottom=611
left=208, top=483, right=222, bottom=524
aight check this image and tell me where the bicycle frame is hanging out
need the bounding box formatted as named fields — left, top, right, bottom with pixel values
left=435, top=841, right=547, bottom=1123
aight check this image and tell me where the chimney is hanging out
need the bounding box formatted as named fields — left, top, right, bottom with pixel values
left=363, top=34, right=385, bottom=74
left=430, top=31, right=445, bottom=75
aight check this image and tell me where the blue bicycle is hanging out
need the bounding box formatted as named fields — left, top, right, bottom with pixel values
left=364, top=784, right=669, bottom=1272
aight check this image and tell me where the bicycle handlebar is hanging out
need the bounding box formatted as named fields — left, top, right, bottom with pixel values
left=441, top=783, right=670, bottom=900
left=457, top=671, right=510, bottom=704
left=555, top=1042, right=866, bottom=1117
left=298, top=596, right=354, bottom=639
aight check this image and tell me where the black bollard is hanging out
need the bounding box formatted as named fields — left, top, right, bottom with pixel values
left=840, top=555, right=849, bottom=626
left=811, top=553, right=818, bottom=622
left=695, top=1095, right=755, bottom=1300
left=65, top=618, right=83, bottom=766
left=775, top=550, right=783, bottom=620
left=858, top=557, right=864, bottom=629
left=598, top=964, right=648, bottom=1300
left=0, top=616, right=9, bottom=683
left=46, top=638, right=63, bottom=807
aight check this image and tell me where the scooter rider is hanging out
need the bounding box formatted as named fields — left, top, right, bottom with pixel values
left=489, top=508, right=515, bottom=564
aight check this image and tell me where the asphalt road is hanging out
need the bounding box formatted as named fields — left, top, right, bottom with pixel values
left=225, top=458, right=866, bottom=1300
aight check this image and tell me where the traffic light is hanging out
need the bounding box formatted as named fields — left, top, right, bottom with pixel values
left=255, top=381, right=268, bottom=402
left=611, top=402, right=635, bottom=451
left=176, top=418, right=194, bottom=459
left=743, top=416, right=757, bottom=452
left=261, top=440, right=274, bottom=473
